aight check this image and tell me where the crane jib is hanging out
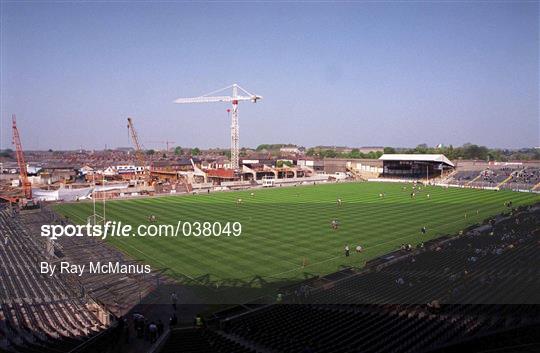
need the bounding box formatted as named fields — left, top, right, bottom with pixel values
left=173, top=84, right=262, bottom=170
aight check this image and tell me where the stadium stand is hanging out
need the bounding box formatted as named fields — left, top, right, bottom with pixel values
left=160, top=328, right=256, bottom=353
left=445, top=166, right=540, bottom=191
left=158, top=203, right=540, bottom=353
left=0, top=203, right=188, bottom=353
left=17, top=208, right=163, bottom=317
left=507, top=167, right=540, bottom=190
left=302, top=207, right=540, bottom=305
left=0, top=206, right=108, bottom=353
left=448, top=170, right=479, bottom=183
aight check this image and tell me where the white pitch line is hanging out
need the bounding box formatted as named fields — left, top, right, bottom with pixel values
left=56, top=209, right=207, bottom=287
left=267, top=210, right=493, bottom=279
left=57, top=195, right=516, bottom=285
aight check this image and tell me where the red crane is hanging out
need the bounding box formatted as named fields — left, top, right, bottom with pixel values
left=12, top=115, right=32, bottom=200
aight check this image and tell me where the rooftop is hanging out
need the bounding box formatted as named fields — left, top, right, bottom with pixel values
left=379, top=154, right=455, bottom=167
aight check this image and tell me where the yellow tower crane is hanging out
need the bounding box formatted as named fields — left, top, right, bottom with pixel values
left=127, top=117, right=150, bottom=184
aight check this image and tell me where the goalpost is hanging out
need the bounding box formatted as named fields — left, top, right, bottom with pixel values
left=88, top=172, right=107, bottom=226
left=86, top=213, right=106, bottom=226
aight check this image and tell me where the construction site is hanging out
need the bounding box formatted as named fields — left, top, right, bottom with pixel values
left=2, top=84, right=540, bottom=206
left=0, top=84, right=369, bottom=206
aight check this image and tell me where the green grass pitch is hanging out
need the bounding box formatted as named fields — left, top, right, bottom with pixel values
left=54, top=182, right=539, bottom=286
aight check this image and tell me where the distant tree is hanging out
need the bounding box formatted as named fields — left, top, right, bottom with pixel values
left=0, top=149, right=13, bottom=157
left=190, top=147, right=201, bottom=156
left=174, top=146, right=182, bottom=155
left=306, top=148, right=315, bottom=157
left=276, top=160, right=293, bottom=167
left=366, top=151, right=378, bottom=159
left=383, top=147, right=396, bottom=154
left=533, top=148, right=540, bottom=160
left=256, top=143, right=296, bottom=151
left=349, top=148, right=361, bottom=159
left=487, top=150, right=501, bottom=162
left=394, top=143, right=524, bottom=162
left=415, top=144, right=429, bottom=154
left=323, top=149, right=337, bottom=158
left=462, top=144, right=488, bottom=160
left=146, top=149, right=155, bottom=155
left=444, top=145, right=456, bottom=160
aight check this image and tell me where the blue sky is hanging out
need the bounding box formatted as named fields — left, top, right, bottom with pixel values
left=1, top=1, right=538, bottom=150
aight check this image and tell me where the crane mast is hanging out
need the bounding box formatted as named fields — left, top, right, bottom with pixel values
left=12, top=115, right=32, bottom=200
left=146, top=140, right=176, bottom=152
left=127, top=117, right=149, bottom=182
left=174, top=84, right=262, bottom=170
left=231, top=85, right=240, bottom=171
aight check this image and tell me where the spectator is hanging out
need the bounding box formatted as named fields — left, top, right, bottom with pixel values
left=169, top=313, right=177, bottom=327
left=149, top=322, right=157, bottom=343
left=171, top=292, right=178, bottom=310
left=194, top=314, right=204, bottom=328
